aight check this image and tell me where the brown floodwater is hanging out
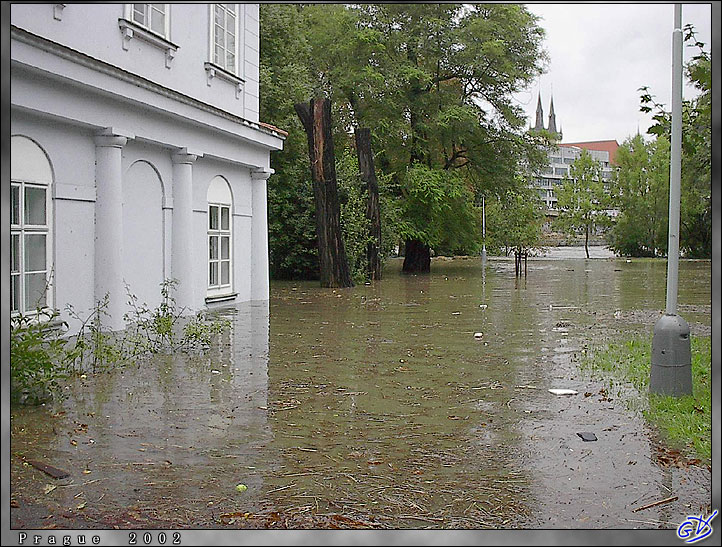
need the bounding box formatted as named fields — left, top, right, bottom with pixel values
left=10, top=253, right=712, bottom=530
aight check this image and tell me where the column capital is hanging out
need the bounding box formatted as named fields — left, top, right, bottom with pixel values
left=251, top=167, right=274, bottom=181
left=172, top=147, right=203, bottom=165
left=94, top=127, right=134, bottom=148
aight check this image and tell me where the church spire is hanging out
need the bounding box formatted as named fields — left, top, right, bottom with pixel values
left=534, top=92, right=545, bottom=131
left=548, top=95, right=557, bottom=135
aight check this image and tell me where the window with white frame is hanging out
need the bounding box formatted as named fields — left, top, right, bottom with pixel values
left=11, top=136, right=53, bottom=315
left=128, top=3, right=169, bottom=37
left=210, top=4, right=241, bottom=74
left=207, top=177, right=233, bottom=297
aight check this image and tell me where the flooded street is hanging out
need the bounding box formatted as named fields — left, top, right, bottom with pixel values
left=10, top=251, right=712, bottom=530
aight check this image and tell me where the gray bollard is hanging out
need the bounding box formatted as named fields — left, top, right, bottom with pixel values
left=650, top=314, right=692, bottom=397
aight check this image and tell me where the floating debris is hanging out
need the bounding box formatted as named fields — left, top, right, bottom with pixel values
left=548, top=389, right=578, bottom=396
left=631, top=496, right=678, bottom=513
left=576, top=432, right=597, bottom=442
left=27, top=460, right=70, bottom=479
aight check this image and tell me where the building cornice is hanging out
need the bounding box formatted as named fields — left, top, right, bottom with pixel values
left=10, top=25, right=286, bottom=143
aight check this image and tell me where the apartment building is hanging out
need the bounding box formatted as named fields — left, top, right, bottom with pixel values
left=532, top=141, right=619, bottom=209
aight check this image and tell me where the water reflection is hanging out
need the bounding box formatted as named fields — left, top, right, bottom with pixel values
left=11, top=301, right=271, bottom=527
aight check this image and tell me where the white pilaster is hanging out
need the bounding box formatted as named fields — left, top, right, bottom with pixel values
left=94, top=128, right=133, bottom=331
left=171, top=148, right=202, bottom=312
left=250, top=168, right=273, bottom=301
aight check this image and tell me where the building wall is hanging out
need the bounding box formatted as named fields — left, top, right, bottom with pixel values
left=11, top=4, right=284, bottom=333
left=12, top=113, right=97, bottom=322
left=11, top=3, right=260, bottom=122
left=532, top=145, right=615, bottom=210
left=121, top=143, right=172, bottom=311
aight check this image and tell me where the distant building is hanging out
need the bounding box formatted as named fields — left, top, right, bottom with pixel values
left=11, top=4, right=286, bottom=331
left=528, top=93, right=618, bottom=212
left=531, top=140, right=619, bottom=210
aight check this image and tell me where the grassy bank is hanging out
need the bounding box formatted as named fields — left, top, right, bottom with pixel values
left=582, top=335, right=711, bottom=461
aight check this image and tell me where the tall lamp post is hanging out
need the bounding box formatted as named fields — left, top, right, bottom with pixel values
left=481, top=195, right=487, bottom=264
left=650, top=4, right=692, bottom=396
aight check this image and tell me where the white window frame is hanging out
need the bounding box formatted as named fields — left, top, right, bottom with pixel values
left=11, top=180, right=53, bottom=316
left=205, top=4, right=245, bottom=99
left=208, top=3, right=242, bottom=76
left=207, top=202, right=233, bottom=297
left=120, top=4, right=177, bottom=67
left=206, top=176, right=234, bottom=300
left=125, top=3, right=170, bottom=39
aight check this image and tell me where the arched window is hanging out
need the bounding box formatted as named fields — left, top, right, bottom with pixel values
left=11, top=136, right=54, bottom=314
left=207, top=176, right=232, bottom=297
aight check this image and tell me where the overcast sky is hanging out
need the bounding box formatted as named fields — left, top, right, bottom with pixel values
left=514, top=2, right=713, bottom=144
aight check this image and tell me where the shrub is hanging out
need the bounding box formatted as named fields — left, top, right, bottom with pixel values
left=11, top=279, right=232, bottom=404
left=10, top=307, right=70, bottom=405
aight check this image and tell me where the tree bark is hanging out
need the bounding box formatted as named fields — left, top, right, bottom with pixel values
left=294, top=97, right=353, bottom=288
left=402, top=239, right=431, bottom=273
left=585, top=223, right=590, bottom=258
left=355, top=128, right=382, bottom=281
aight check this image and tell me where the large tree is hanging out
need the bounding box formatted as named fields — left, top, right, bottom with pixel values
left=347, top=4, right=548, bottom=272
left=555, top=150, right=611, bottom=259
left=294, top=97, right=353, bottom=288
left=260, top=4, right=548, bottom=277
left=609, top=134, right=670, bottom=257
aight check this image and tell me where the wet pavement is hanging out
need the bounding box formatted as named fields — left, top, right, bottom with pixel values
left=10, top=251, right=712, bottom=530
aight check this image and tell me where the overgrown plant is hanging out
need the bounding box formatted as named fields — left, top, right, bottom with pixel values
left=10, top=307, right=70, bottom=405
left=11, top=279, right=232, bottom=405
left=123, top=280, right=182, bottom=355
left=123, top=279, right=231, bottom=355
left=181, top=311, right=231, bottom=353
left=66, top=293, right=124, bottom=374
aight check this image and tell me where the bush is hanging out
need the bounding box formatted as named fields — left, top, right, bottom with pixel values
left=10, top=307, right=70, bottom=405
left=11, top=279, right=232, bottom=405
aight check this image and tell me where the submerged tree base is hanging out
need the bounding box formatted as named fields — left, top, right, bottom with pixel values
left=402, top=239, right=431, bottom=273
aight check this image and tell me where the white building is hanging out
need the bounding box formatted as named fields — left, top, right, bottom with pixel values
left=10, top=3, right=285, bottom=331
left=532, top=141, right=618, bottom=210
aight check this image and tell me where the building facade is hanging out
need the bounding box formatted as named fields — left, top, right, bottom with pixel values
left=11, top=3, right=286, bottom=331
left=531, top=141, right=618, bottom=210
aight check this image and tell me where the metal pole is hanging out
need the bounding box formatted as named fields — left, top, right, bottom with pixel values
left=650, top=4, right=691, bottom=397
left=481, top=195, right=487, bottom=263
left=666, top=3, right=683, bottom=315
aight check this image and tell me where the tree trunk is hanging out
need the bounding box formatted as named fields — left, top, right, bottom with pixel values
left=294, top=97, right=353, bottom=288
left=355, top=128, right=382, bottom=281
left=402, top=239, right=430, bottom=273
left=585, top=223, right=590, bottom=258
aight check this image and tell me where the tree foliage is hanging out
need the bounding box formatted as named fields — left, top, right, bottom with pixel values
left=259, top=4, right=317, bottom=279
left=555, top=150, right=611, bottom=258
left=638, top=25, right=711, bottom=258
left=485, top=186, right=545, bottom=256
left=260, top=4, right=549, bottom=277
left=608, top=134, right=670, bottom=257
